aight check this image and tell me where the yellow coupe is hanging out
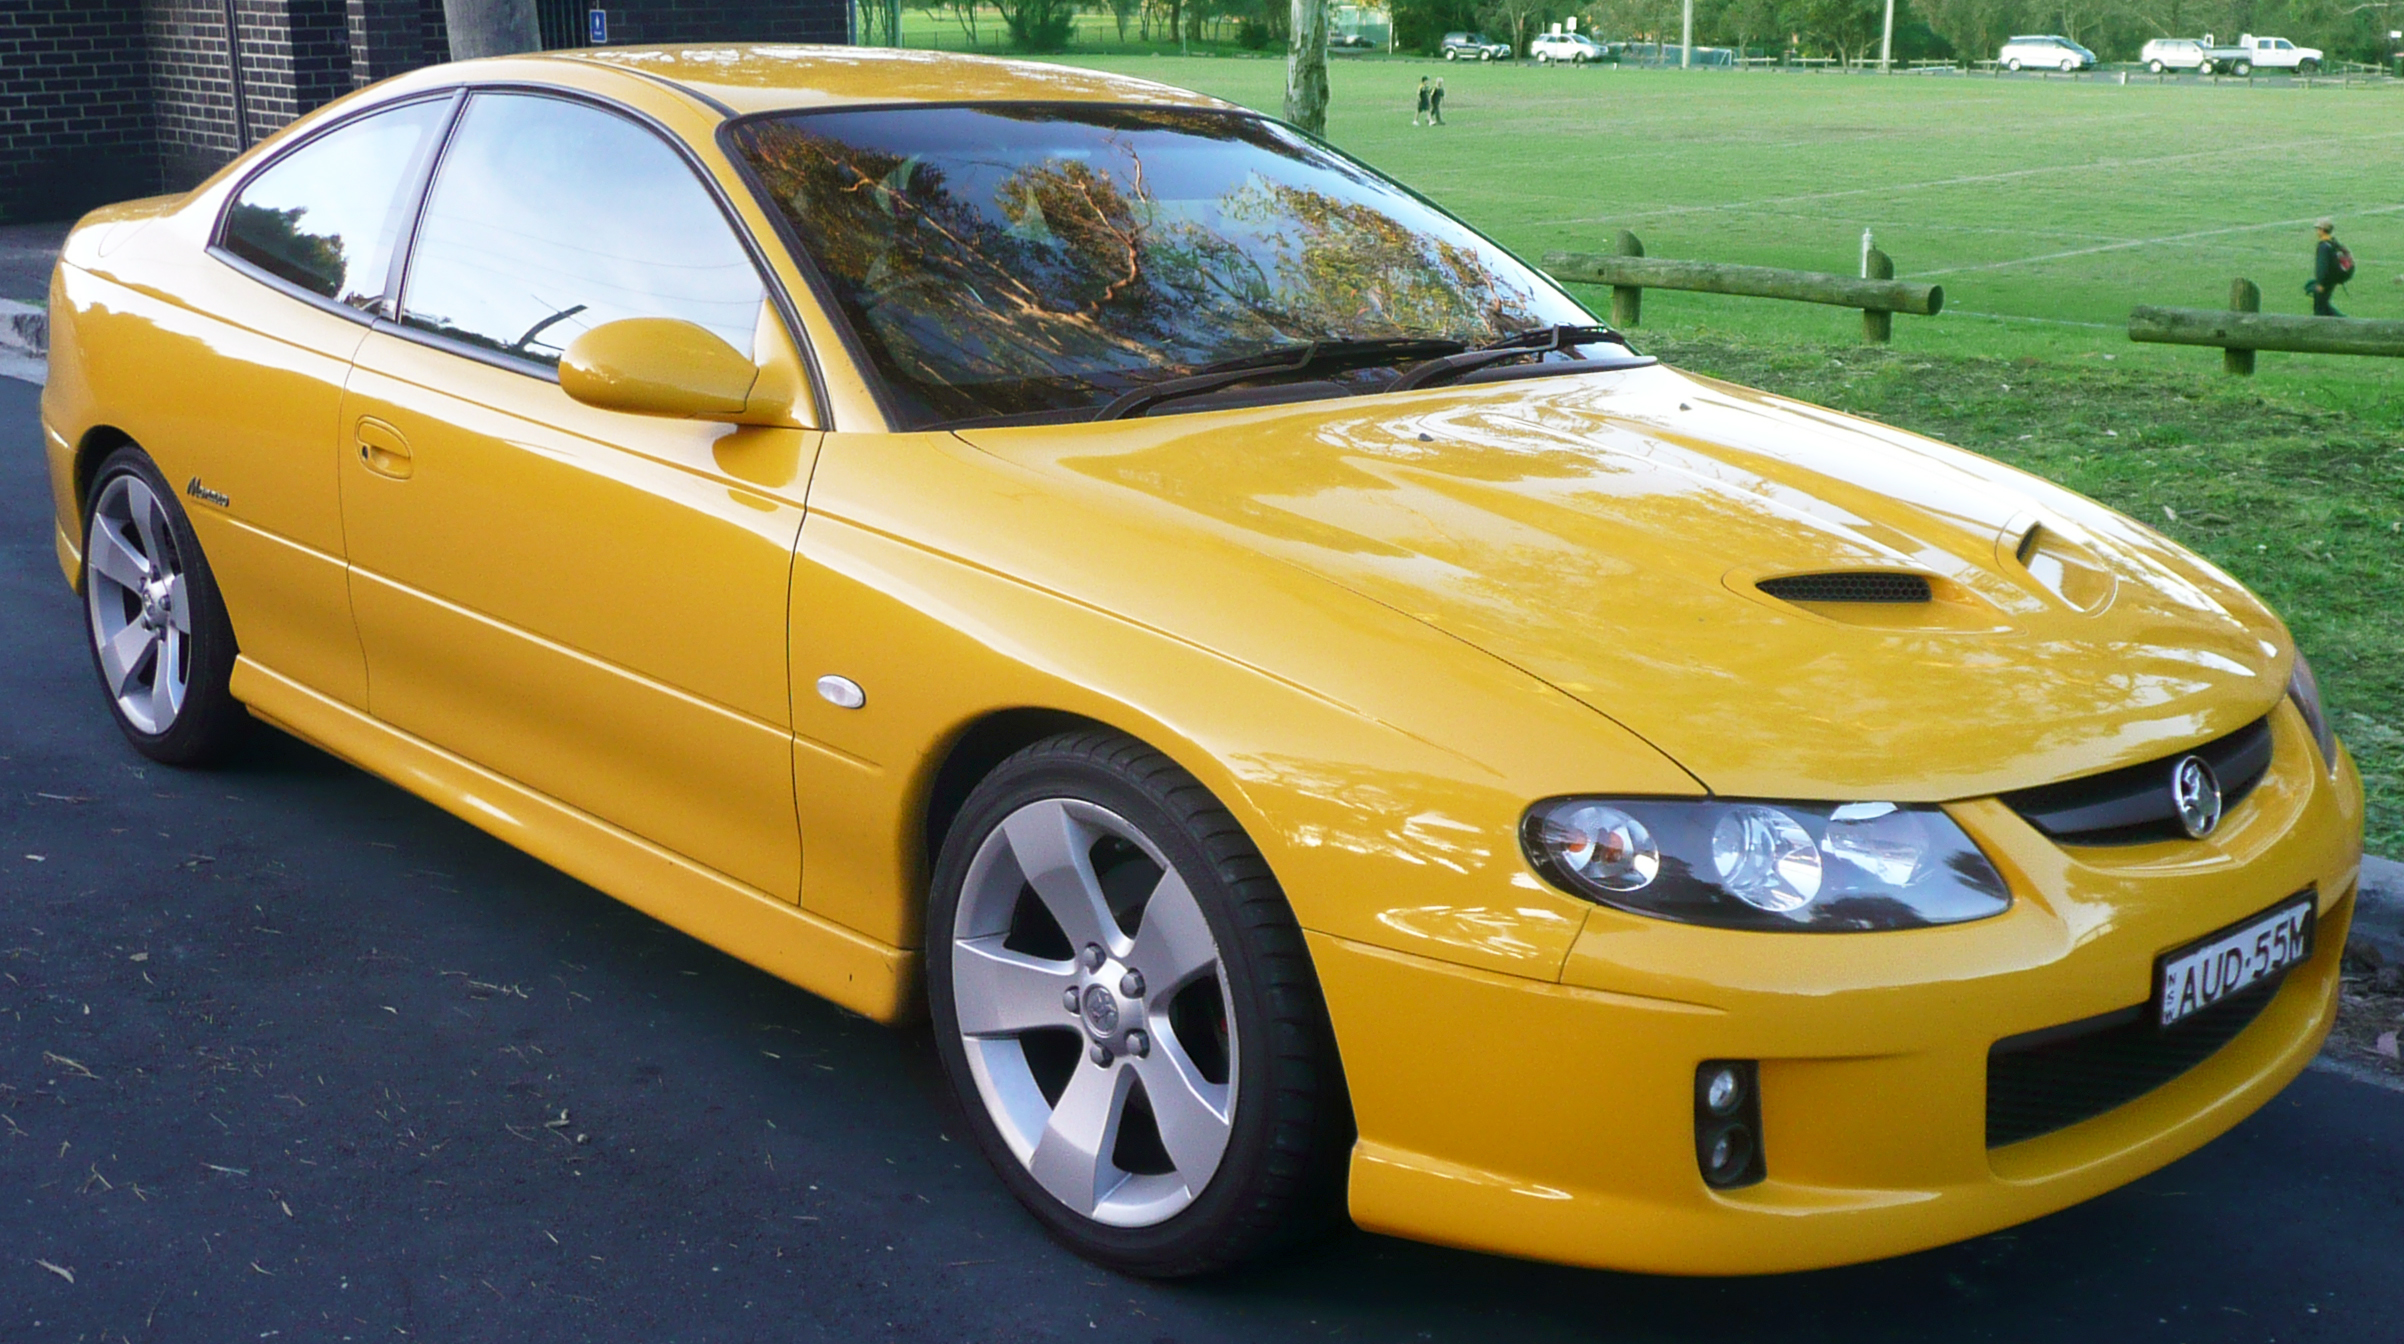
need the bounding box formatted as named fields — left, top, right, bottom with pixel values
left=40, top=47, right=2362, bottom=1277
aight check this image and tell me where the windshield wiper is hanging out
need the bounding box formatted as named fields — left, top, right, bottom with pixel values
left=1093, top=337, right=1467, bottom=421
left=1383, top=324, right=1631, bottom=394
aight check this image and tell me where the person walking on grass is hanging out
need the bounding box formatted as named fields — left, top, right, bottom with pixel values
left=1414, top=77, right=1431, bottom=125
left=2308, top=218, right=2352, bottom=317
left=1430, top=78, right=1447, bottom=125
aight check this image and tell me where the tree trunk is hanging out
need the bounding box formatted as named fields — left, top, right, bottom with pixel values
left=1285, top=0, right=1329, bottom=136
left=441, top=0, right=538, bottom=59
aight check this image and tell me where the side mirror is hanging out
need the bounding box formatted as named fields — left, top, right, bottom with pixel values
left=560, top=317, right=776, bottom=422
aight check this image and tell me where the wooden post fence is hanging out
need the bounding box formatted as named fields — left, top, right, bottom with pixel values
left=1610, top=229, right=1644, bottom=330
left=2128, top=283, right=2404, bottom=374
left=2224, top=278, right=2259, bottom=376
left=1544, top=232, right=1943, bottom=344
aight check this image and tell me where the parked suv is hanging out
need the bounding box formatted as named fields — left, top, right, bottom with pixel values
left=2140, top=38, right=2209, bottom=72
left=1529, top=31, right=1607, bottom=63
left=1440, top=31, right=1511, bottom=60
left=1999, top=34, right=2096, bottom=71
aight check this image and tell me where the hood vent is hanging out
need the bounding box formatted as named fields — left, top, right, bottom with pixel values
left=1757, top=572, right=1932, bottom=604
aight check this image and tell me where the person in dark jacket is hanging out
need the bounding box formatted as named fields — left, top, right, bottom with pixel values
left=1430, top=78, right=1447, bottom=124
left=1414, top=77, right=1431, bottom=125
left=2310, top=218, right=2343, bottom=317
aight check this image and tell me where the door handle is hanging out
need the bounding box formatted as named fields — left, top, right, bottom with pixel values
left=356, top=417, right=413, bottom=480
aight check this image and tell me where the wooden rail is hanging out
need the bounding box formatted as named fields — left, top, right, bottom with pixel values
left=2127, top=279, right=2404, bottom=374
left=1544, top=231, right=1942, bottom=343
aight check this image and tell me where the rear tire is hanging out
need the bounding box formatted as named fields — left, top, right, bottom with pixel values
left=2148, top=59, right=2164, bottom=73
left=2233, top=59, right=2251, bottom=75
left=926, top=731, right=1352, bottom=1278
left=80, top=445, right=248, bottom=766
left=2006, top=57, right=2022, bottom=71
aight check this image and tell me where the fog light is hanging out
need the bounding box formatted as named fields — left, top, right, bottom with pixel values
left=1704, top=1124, right=1753, bottom=1182
left=1694, top=1059, right=1764, bottom=1189
left=1703, top=1064, right=1744, bottom=1117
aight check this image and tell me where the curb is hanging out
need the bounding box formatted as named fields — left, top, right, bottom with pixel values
left=2352, top=854, right=2404, bottom=969
left=0, top=298, right=46, bottom=386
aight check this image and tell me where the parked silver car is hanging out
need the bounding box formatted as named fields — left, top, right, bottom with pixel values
left=1530, top=32, right=1607, bottom=63
left=2140, top=37, right=2208, bottom=72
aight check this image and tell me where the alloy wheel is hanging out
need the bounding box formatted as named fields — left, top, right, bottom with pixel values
left=85, top=472, right=191, bottom=736
left=949, top=797, right=1238, bottom=1228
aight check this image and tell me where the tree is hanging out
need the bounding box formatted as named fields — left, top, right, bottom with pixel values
left=1287, top=0, right=1331, bottom=135
left=1002, top=0, right=1081, bottom=48
left=1793, top=0, right=1885, bottom=63
left=1480, top=0, right=1555, bottom=50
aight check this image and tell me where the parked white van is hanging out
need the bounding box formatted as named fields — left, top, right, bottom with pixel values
left=1999, top=35, right=2097, bottom=71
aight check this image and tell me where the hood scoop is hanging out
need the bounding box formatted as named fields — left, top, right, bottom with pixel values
left=1756, top=571, right=1932, bottom=604
left=1731, top=566, right=2013, bottom=634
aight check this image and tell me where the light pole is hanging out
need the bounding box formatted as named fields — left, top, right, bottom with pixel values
left=1879, top=0, right=1895, bottom=71
left=1681, top=0, right=1692, bottom=67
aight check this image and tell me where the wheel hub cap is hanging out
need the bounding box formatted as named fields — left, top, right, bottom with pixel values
left=1080, top=982, right=1123, bottom=1037
left=949, top=797, right=1239, bottom=1228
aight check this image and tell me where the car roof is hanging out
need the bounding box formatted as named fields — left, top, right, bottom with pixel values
left=557, top=44, right=1234, bottom=118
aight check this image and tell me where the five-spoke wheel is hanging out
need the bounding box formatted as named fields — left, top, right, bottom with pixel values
left=927, top=732, right=1350, bottom=1277
left=81, top=446, right=246, bottom=764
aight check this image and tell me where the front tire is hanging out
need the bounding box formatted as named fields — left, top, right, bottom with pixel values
left=2298, top=59, right=2318, bottom=74
left=926, top=732, right=1351, bottom=1278
left=80, top=446, right=248, bottom=765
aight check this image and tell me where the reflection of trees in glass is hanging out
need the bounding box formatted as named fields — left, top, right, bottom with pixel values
left=734, top=109, right=1563, bottom=426
left=225, top=203, right=348, bottom=298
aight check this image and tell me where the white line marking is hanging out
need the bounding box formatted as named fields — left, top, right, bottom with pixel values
left=1912, top=203, right=2404, bottom=277
left=1533, top=130, right=2404, bottom=228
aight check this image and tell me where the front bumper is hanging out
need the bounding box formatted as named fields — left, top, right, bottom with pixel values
left=1316, top=703, right=2361, bottom=1274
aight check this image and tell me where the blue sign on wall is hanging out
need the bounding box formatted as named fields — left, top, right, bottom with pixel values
left=588, top=8, right=608, bottom=43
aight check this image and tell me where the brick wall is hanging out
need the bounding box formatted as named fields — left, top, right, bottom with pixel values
left=0, top=0, right=158, bottom=223
left=5, top=0, right=852, bottom=221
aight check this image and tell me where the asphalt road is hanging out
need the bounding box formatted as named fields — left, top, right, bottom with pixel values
left=3, top=372, right=2401, bottom=1343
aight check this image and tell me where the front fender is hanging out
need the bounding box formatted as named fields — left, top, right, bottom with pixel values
left=781, top=430, right=1700, bottom=985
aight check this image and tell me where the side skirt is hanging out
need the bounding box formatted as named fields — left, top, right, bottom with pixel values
left=230, top=656, right=923, bottom=1023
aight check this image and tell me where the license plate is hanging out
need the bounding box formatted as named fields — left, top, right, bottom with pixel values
left=2155, top=894, right=2315, bottom=1029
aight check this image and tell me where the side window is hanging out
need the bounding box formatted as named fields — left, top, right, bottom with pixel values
left=221, top=98, right=451, bottom=313
left=398, top=93, right=765, bottom=369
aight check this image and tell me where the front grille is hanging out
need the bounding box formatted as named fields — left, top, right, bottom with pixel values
left=2002, top=715, right=2273, bottom=846
left=1756, top=571, right=1932, bottom=604
left=1987, top=977, right=2280, bottom=1147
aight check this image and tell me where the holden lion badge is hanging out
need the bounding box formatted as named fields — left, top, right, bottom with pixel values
left=2171, top=755, right=2222, bottom=839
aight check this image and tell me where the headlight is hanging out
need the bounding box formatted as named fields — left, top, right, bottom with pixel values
left=2287, top=652, right=2339, bottom=775
left=1523, top=798, right=2011, bottom=931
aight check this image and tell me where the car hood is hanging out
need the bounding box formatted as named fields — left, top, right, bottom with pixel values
left=956, top=364, right=2289, bottom=801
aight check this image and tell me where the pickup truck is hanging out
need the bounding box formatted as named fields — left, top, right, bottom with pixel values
left=2196, top=34, right=2324, bottom=75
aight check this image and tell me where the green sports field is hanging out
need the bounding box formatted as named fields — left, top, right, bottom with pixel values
left=1056, top=57, right=2404, bottom=388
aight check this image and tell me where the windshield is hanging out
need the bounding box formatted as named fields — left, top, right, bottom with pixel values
left=728, top=103, right=1595, bottom=427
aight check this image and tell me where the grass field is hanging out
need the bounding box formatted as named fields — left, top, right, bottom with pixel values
left=1056, top=57, right=2404, bottom=396
left=1034, top=57, right=2404, bottom=848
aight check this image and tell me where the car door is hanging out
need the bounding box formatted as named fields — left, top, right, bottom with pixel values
left=134, top=95, right=454, bottom=709
left=337, top=89, right=818, bottom=904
